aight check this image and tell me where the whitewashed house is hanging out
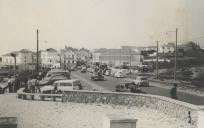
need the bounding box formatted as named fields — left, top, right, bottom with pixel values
left=60, top=46, right=77, bottom=68
left=40, top=48, right=60, bottom=68
left=1, top=49, right=36, bottom=70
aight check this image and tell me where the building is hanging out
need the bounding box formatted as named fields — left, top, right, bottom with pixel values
left=77, top=48, right=92, bottom=62
left=121, top=46, right=157, bottom=53
left=60, top=46, right=78, bottom=68
left=40, top=48, right=60, bottom=68
left=1, top=49, right=37, bottom=70
left=159, top=43, right=175, bottom=53
left=92, top=48, right=141, bottom=67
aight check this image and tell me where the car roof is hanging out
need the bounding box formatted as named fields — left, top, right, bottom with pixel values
left=119, top=82, right=132, bottom=84
left=48, top=69, right=69, bottom=73
left=54, top=79, right=80, bottom=83
left=137, top=76, right=147, bottom=78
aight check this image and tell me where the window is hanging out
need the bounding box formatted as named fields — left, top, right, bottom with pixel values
left=141, top=78, right=147, bottom=80
left=60, top=82, right=72, bottom=87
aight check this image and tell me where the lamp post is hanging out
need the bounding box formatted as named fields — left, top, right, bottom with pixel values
left=166, top=28, right=178, bottom=82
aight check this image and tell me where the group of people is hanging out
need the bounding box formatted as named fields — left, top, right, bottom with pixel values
left=25, top=77, right=41, bottom=93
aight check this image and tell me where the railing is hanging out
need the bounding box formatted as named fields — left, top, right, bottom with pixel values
left=17, top=88, right=63, bottom=101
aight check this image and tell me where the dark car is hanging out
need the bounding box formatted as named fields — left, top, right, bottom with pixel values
left=39, top=75, right=68, bottom=86
left=91, top=72, right=104, bottom=81
left=115, top=82, right=145, bottom=93
left=81, top=67, right=87, bottom=73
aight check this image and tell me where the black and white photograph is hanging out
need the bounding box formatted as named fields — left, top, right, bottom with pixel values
left=0, top=0, right=204, bottom=128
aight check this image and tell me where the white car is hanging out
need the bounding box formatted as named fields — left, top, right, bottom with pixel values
left=104, top=70, right=111, bottom=76
left=133, top=76, right=149, bottom=87
left=114, top=71, right=126, bottom=78
left=41, top=79, right=83, bottom=94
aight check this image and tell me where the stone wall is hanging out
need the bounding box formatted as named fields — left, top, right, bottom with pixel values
left=62, top=90, right=200, bottom=127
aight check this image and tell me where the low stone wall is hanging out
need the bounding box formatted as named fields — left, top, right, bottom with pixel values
left=62, top=90, right=201, bottom=128
left=17, top=88, right=203, bottom=128
left=17, top=88, right=63, bottom=101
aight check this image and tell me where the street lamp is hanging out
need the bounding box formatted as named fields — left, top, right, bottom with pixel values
left=166, top=28, right=178, bottom=82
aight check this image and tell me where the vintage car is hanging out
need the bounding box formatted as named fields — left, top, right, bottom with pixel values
left=41, top=79, right=83, bottom=94
left=114, top=71, right=126, bottom=78
left=115, top=82, right=144, bottom=93
left=133, top=76, right=149, bottom=87
left=91, top=72, right=104, bottom=81
left=80, top=67, right=87, bottom=73
left=39, top=69, right=70, bottom=86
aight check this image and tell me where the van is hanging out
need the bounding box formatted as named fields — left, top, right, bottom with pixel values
left=41, top=79, right=83, bottom=94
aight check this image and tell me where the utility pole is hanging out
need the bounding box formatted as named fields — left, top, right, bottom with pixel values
left=166, top=28, right=178, bottom=82
left=174, top=28, right=178, bottom=82
left=156, top=40, right=159, bottom=79
left=36, top=29, right=39, bottom=75
left=120, top=49, right=121, bottom=68
left=10, top=53, right=16, bottom=92
left=129, top=49, right=132, bottom=74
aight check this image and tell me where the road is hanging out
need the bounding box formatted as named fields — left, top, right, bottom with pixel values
left=71, top=71, right=204, bottom=105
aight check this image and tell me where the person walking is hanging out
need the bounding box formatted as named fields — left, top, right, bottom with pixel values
left=35, top=77, right=41, bottom=93
left=170, top=83, right=178, bottom=100
left=27, top=78, right=32, bottom=93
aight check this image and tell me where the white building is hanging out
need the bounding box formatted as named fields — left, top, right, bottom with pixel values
left=77, top=48, right=92, bottom=62
left=92, top=48, right=141, bottom=67
left=40, top=48, right=60, bottom=68
left=159, top=43, right=175, bottom=53
left=60, top=46, right=77, bottom=68
left=1, top=49, right=36, bottom=70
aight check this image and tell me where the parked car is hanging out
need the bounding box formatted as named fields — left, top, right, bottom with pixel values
left=110, top=69, right=117, bottom=77
left=70, top=66, right=76, bottom=71
left=115, top=82, right=142, bottom=93
left=39, top=75, right=68, bottom=86
left=39, top=69, right=70, bottom=86
left=91, top=72, right=104, bottom=81
left=46, top=69, right=70, bottom=77
left=41, top=79, right=83, bottom=94
left=133, top=76, right=149, bottom=87
left=114, top=71, right=126, bottom=78
left=104, top=69, right=111, bottom=76
left=81, top=67, right=87, bottom=73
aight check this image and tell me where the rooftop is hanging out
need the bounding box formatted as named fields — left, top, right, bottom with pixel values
left=2, top=49, right=35, bottom=56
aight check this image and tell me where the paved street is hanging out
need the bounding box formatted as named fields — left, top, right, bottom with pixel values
left=71, top=71, right=204, bottom=105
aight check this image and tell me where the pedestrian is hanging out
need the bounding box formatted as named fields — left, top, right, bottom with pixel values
left=130, top=85, right=135, bottom=93
left=27, top=78, right=32, bottom=93
left=30, top=79, right=35, bottom=93
left=170, top=83, right=178, bottom=100
left=8, top=81, right=12, bottom=93
left=35, top=77, right=41, bottom=93
left=53, top=84, right=58, bottom=94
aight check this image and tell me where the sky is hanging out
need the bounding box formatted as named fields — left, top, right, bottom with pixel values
left=0, top=0, right=204, bottom=55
